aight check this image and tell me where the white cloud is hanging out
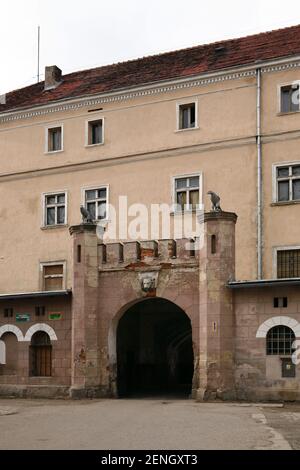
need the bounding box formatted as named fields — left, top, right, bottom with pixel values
left=1, top=0, right=300, bottom=94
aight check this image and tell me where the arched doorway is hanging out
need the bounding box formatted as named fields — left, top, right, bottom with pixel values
left=29, top=331, right=52, bottom=377
left=0, top=333, right=18, bottom=376
left=116, top=298, right=194, bottom=397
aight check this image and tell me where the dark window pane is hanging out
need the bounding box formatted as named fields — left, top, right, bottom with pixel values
left=46, top=207, right=55, bottom=225
left=57, top=194, right=65, bottom=204
left=98, top=189, right=107, bottom=199
left=46, top=196, right=56, bottom=205
left=292, top=166, right=300, bottom=176
left=86, top=190, right=96, bottom=201
left=90, top=121, right=102, bottom=144
left=292, top=180, right=300, bottom=200
left=277, top=167, right=289, bottom=178
left=49, top=128, right=62, bottom=151
left=179, top=104, right=195, bottom=129
left=281, top=88, right=291, bottom=113
left=87, top=202, right=96, bottom=220
left=176, top=178, right=188, bottom=189
left=189, top=176, right=199, bottom=188
left=57, top=206, right=65, bottom=224
left=278, top=181, right=289, bottom=201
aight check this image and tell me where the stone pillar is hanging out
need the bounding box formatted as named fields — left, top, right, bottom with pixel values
left=69, top=223, right=100, bottom=398
left=197, top=211, right=237, bottom=401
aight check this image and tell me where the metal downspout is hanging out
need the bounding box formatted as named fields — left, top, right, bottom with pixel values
left=256, top=68, right=263, bottom=279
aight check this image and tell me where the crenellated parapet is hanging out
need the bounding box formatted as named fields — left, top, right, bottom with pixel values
left=97, top=239, right=198, bottom=270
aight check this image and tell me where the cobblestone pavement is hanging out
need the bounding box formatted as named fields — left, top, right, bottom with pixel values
left=0, top=398, right=298, bottom=450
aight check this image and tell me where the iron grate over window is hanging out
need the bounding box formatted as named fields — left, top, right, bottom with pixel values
left=277, top=249, right=300, bottom=278
left=267, top=326, right=295, bottom=355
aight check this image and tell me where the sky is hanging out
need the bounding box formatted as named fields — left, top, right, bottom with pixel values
left=1, top=0, right=300, bottom=94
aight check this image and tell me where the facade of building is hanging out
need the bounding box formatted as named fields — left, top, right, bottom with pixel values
left=0, top=25, right=300, bottom=400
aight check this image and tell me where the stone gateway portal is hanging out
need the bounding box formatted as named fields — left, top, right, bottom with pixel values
left=116, top=298, right=194, bottom=397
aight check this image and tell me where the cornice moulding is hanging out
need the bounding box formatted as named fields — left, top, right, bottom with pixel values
left=1, top=55, right=300, bottom=123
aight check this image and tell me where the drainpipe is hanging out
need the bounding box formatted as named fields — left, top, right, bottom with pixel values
left=256, top=67, right=263, bottom=280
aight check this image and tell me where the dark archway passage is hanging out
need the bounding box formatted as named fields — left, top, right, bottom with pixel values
left=117, top=298, right=193, bottom=397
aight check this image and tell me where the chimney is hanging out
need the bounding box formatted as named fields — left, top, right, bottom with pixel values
left=44, top=65, right=62, bottom=91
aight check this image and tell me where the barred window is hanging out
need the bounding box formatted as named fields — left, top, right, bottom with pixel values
left=277, top=249, right=300, bottom=278
left=276, top=164, right=300, bottom=202
left=267, top=326, right=295, bottom=355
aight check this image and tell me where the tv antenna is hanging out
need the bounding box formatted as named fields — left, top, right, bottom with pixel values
left=37, top=26, right=40, bottom=83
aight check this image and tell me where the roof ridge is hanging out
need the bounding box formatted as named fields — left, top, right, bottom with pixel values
left=62, top=23, right=300, bottom=80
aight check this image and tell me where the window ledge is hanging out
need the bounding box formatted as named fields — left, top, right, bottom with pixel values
left=170, top=209, right=203, bottom=216
left=41, top=224, right=69, bottom=230
left=277, top=111, right=300, bottom=117
left=44, top=150, right=64, bottom=155
left=174, top=126, right=200, bottom=133
left=85, top=142, right=104, bottom=148
left=271, top=200, right=300, bottom=207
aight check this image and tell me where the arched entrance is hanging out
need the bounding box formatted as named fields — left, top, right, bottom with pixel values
left=116, top=298, right=194, bottom=397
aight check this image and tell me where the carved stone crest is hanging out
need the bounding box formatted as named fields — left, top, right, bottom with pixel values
left=139, top=272, right=159, bottom=293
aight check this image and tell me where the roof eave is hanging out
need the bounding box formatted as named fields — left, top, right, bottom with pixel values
left=1, top=52, right=300, bottom=119
left=228, top=278, right=300, bottom=289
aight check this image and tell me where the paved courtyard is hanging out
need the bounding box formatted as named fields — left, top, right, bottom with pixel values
left=0, top=398, right=299, bottom=450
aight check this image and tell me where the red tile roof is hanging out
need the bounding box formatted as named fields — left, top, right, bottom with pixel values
left=2, top=24, right=300, bottom=114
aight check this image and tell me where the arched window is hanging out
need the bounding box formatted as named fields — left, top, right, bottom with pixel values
left=266, top=326, right=295, bottom=356
left=30, top=331, right=52, bottom=377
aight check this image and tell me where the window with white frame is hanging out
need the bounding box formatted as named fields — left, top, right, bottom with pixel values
left=178, top=102, right=196, bottom=130
left=280, top=83, right=300, bottom=113
left=46, top=126, right=63, bottom=152
left=44, top=193, right=66, bottom=226
left=84, top=187, right=107, bottom=220
left=276, top=164, right=300, bottom=202
left=86, top=119, right=103, bottom=146
left=174, top=175, right=200, bottom=211
left=41, top=263, right=65, bottom=291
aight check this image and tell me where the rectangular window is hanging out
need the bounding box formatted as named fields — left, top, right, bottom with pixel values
left=277, top=249, right=300, bottom=278
left=35, top=306, right=46, bottom=317
left=47, top=126, right=62, bottom=152
left=44, top=193, right=66, bottom=226
left=276, top=164, right=300, bottom=202
left=87, top=119, right=103, bottom=145
left=281, top=358, right=296, bottom=378
left=174, top=175, right=200, bottom=211
left=280, top=84, right=300, bottom=113
left=42, top=264, right=64, bottom=291
left=3, top=308, right=13, bottom=318
left=178, top=103, right=196, bottom=130
left=84, top=187, right=107, bottom=220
